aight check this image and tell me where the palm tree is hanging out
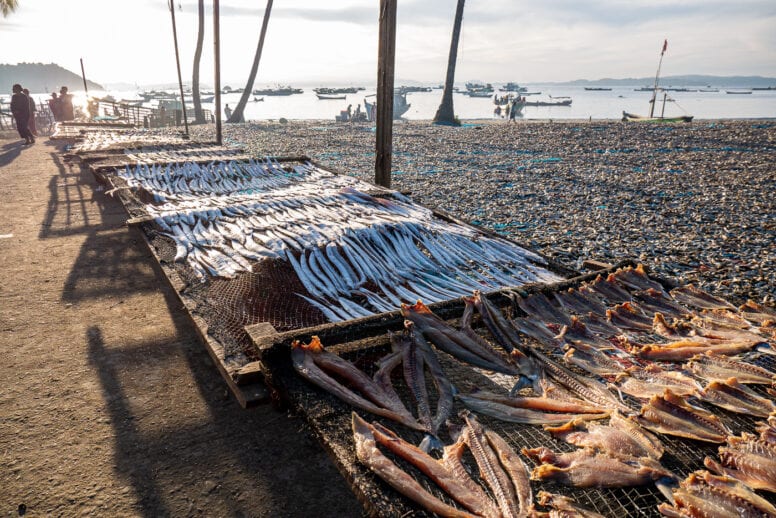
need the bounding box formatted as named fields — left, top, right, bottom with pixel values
left=433, top=0, right=465, bottom=126
left=228, top=0, right=273, bottom=123
left=191, top=0, right=206, bottom=123
left=1, top=0, right=19, bottom=17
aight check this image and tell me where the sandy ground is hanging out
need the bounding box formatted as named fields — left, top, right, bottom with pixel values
left=0, top=136, right=362, bottom=516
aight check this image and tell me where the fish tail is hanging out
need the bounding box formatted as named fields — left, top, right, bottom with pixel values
left=419, top=433, right=444, bottom=454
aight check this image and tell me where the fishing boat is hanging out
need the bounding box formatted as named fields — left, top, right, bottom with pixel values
left=585, top=87, right=612, bottom=91
left=725, top=90, right=752, bottom=94
left=467, top=91, right=493, bottom=98
left=524, top=98, right=572, bottom=107
left=253, top=97, right=264, bottom=102
left=501, top=82, right=527, bottom=92
left=623, top=40, right=693, bottom=123
left=252, top=85, right=303, bottom=96
left=314, top=87, right=360, bottom=95
left=363, top=91, right=411, bottom=121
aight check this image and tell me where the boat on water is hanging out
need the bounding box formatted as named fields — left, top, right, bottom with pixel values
left=316, top=93, right=347, bottom=100
left=501, top=82, right=527, bottom=92
left=467, top=91, right=493, bottom=98
left=524, top=98, right=572, bottom=107
left=623, top=40, right=693, bottom=123
left=726, top=90, right=752, bottom=94
left=585, top=87, right=612, bottom=91
left=253, top=97, right=264, bottom=102
left=313, top=87, right=361, bottom=95
left=252, top=85, right=303, bottom=96
left=363, top=91, right=411, bottom=120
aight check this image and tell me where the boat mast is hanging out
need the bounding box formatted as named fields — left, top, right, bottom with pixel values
left=649, top=39, right=667, bottom=118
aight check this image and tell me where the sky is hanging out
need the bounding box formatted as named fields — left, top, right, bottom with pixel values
left=1, top=0, right=775, bottom=88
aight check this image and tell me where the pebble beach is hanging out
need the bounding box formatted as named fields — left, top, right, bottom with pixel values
left=182, top=119, right=775, bottom=306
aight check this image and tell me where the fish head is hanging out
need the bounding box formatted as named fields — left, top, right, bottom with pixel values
left=401, top=300, right=432, bottom=316
left=291, top=335, right=324, bottom=353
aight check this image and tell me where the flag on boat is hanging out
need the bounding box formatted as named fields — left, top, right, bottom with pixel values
left=662, top=39, right=668, bottom=54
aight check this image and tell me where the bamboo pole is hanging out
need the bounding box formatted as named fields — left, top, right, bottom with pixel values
left=169, top=0, right=189, bottom=134
left=213, top=0, right=222, bottom=145
left=375, top=0, right=397, bottom=188
left=80, top=58, right=88, bottom=94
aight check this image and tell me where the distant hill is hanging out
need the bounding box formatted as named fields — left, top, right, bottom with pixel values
left=557, top=75, right=776, bottom=88
left=0, top=63, right=103, bottom=94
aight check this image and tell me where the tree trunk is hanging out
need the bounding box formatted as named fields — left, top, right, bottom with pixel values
left=228, top=0, right=273, bottom=123
left=433, top=0, right=465, bottom=126
left=192, top=0, right=205, bottom=124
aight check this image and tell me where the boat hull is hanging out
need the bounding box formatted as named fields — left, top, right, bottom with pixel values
left=622, top=111, right=693, bottom=123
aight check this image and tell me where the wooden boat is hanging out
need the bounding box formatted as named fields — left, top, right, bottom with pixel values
left=524, top=98, right=572, bottom=107
left=585, top=87, right=612, bottom=91
left=363, top=91, right=410, bottom=121
left=726, top=90, right=752, bottom=94
left=501, top=82, right=527, bottom=92
left=314, top=87, right=360, bottom=95
left=253, top=97, right=264, bottom=102
left=252, top=85, right=303, bottom=96
left=317, top=93, right=347, bottom=100
left=624, top=40, right=693, bottom=123
left=622, top=111, right=693, bottom=123
left=468, top=91, right=493, bottom=98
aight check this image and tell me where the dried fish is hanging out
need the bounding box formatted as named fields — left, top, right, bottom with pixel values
left=699, top=377, right=776, bottom=416
left=633, top=337, right=758, bottom=361
left=607, top=301, right=653, bottom=331
left=515, top=291, right=572, bottom=326
left=292, top=337, right=425, bottom=432
left=705, top=432, right=776, bottom=492
left=586, top=273, right=632, bottom=304
left=461, top=412, right=521, bottom=518
left=756, top=415, right=776, bottom=445
left=528, top=448, right=674, bottom=488
left=634, top=288, right=689, bottom=318
left=658, top=470, right=776, bottom=518
left=458, top=392, right=609, bottom=425
left=740, top=300, right=776, bottom=326
left=483, top=429, right=534, bottom=517
left=554, top=286, right=608, bottom=317
left=614, top=364, right=700, bottom=400
left=612, top=264, right=666, bottom=294
left=351, top=413, right=480, bottom=518
left=670, top=284, right=737, bottom=311
left=545, top=410, right=665, bottom=459
left=537, top=491, right=606, bottom=518
left=634, top=389, right=729, bottom=443
left=402, top=301, right=520, bottom=375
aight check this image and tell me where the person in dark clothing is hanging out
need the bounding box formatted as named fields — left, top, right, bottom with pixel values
left=23, top=88, right=38, bottom=136
left=10, top=84, right=34, bottom=144
left=48, top=92, right=62, bottom=121
left=59, top=86, right=75, bottom=121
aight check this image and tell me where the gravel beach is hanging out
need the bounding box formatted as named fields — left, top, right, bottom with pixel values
left=182, top=119, right=775, bottom=306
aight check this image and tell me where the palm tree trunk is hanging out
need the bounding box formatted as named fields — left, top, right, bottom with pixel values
left=192, top=0, right=206, bottom=123
left=228, top=0, right=273, bottom=123
left=433, top=0, right=465, bottom=126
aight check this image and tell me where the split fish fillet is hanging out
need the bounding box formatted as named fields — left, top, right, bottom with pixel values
left=634, top=389, right=729, bottom=443
left=699, top=377, right=776, bottom=417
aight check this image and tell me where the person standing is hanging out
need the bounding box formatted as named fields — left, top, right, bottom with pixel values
left=48, top=92, right=62, bottom=121
left=10, top=84, right=34, bottom=144
left=224, top=104, right=232, bottom=119
left=509, top=98, right=519, bottom=122
left=23, top=88, right=38, bottom=136
left=59, top=86, right=75, bottom=121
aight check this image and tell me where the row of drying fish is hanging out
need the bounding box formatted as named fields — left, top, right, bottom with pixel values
left=72, top=129, right=188, bottom=152
left=123, top=144, right=245, bottom=165
left=117, top=159, right=333, bottom=202
left=353, top=411, right=606, bottom=518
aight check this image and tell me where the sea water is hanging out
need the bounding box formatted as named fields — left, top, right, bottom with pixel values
left=18, top=85, right=776, bottom=122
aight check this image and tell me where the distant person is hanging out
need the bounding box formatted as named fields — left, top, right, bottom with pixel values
left=509, top=99, right=519, bottom=122
left=354, top=104, right=362, bottom=121
left=346, top=104, right=352, bottom=121
left=48, top=92, right=62, bottom=121
left=494, top=105, right=502, bottom=118
left=59, top=86, right=75, bottom=121
left=22, top=88, right=37, bottom=136
left=224, top=104, right=232, bottom=119
left=10, top=84, right=34, bottom=144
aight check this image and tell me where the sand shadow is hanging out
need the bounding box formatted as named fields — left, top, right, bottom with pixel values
left=0, top=140, right=26, bottom=167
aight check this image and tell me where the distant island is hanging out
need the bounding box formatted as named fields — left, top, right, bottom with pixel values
left=0, top=63, right=103, bottom=94
left=552, top=75, right=776, bottom=88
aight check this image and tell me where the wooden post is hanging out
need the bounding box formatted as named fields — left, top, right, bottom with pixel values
left=80, top=58, right=89, bottom=94
left=169, top=0, right=189, bottom=134
left=213, top=0, right=223, bottom=145
left=375, top=0, right=396, bottom=188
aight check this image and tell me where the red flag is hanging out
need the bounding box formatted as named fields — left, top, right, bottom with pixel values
left=662, top=39, right=668, bottom=53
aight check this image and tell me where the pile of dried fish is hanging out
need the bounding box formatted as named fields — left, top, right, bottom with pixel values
left=110, top=157, right=562, bottom=320
left=705, top=430, right=776, bottom=492
left=70, top=128, right=188, bottom=152
left=185, top=120, right=775, bottom=305
left=352, top=411, right=585, bottom=518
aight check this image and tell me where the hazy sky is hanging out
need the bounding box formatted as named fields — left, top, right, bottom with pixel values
left=1, top=0, right=775, bottom=87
